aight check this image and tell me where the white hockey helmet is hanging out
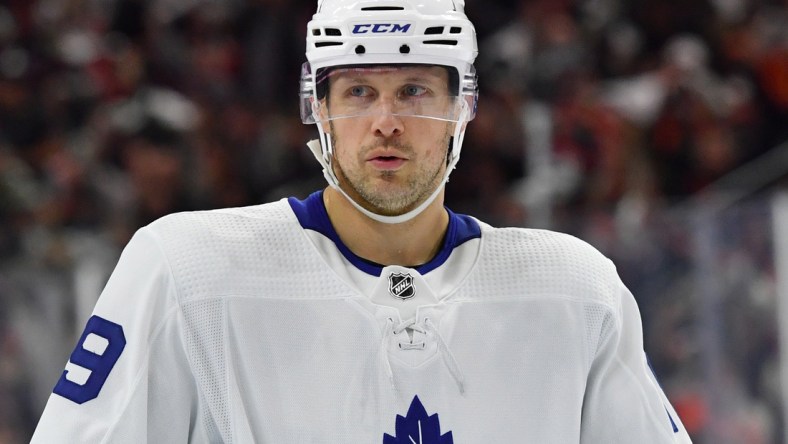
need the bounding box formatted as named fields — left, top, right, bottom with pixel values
left=301, top=0, right=479, bottom=224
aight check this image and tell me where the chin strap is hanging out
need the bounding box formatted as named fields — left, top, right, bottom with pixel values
left=307, top=104, right=470, bottom=225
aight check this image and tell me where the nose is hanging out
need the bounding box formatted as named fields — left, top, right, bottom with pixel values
left=370, top=100, right=404, bottom=138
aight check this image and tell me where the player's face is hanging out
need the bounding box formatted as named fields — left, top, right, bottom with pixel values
left=325, top=65, right=453, bottom=216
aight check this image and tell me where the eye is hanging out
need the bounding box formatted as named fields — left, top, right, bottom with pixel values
left=402, top=85, right=428, bottom=97
left=349, top=85, right=371, bottom=97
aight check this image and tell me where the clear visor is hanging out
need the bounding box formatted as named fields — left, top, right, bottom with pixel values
left=300, top=63, right=476, bottom=124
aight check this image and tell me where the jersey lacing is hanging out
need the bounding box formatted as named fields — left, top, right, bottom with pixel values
left=380, top=317, right=466, bottom=395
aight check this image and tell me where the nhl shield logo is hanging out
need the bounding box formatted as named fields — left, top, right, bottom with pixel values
left=388, top=273, right=415, bottom=300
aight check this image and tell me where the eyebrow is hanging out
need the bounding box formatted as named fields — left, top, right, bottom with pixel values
left=331, top=73, right=444, bottom=86
left=329, top=77, right=446, bottom=102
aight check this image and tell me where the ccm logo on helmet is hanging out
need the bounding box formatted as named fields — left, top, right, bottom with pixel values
left=352, top=23, right=412, bottom=34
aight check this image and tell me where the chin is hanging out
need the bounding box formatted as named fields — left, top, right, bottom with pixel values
left=369, top=195, right=425, bottom=216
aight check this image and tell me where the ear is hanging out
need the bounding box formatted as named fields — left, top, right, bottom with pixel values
left=315, top=99, right=331, bottom=133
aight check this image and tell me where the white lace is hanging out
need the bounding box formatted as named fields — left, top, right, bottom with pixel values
left=380, top=317, right=466, bottom=395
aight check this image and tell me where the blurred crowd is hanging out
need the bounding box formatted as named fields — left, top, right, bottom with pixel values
left=0, top=0, right=786, bottom=442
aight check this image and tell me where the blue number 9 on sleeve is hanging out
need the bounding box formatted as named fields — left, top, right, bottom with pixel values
left=53, top=315, right=126, bottom=404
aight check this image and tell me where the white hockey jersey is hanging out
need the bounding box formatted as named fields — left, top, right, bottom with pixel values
left=32, top=191, right=692, bottom=443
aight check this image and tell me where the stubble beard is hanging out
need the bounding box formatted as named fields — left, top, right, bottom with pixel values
left=332, top=128, right=451, bottom=217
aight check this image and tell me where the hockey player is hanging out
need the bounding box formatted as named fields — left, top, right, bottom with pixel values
left=32, top=0, right=692, bottom=442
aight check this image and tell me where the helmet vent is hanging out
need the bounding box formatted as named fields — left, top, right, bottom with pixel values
left=325, top=28, right=342, bottom=36
left=450, top=27, right=462, bottom=34
left=424, top=26, right=444, bottom=35
left=423, top=40, right=458, bottom=46
left=360, top=6, right=405, bottom=11
left=315, top=41, right=343, bottom=48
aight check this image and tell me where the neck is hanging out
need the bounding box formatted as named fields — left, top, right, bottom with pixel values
left=323, top=186, right=449, bottom=267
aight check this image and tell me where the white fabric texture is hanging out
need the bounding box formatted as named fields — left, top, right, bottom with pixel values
left=32, top=198, right=692, bottom=443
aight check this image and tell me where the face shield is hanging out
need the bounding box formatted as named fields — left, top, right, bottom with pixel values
left=300, top=63, right=477, bottom=124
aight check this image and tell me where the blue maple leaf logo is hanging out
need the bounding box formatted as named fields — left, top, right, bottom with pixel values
left=383, top=395, right=454, bottom=444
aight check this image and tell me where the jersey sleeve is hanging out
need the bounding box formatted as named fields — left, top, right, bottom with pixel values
left=31, top=226, right=202, bottom=443
left=581, top=279, right=693, bottom=443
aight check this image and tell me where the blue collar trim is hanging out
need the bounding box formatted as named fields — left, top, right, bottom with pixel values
left=288, top=190, right=481, bottom=276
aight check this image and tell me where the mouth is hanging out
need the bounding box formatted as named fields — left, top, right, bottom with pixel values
left=365, top=146, right=409, bottom=170
left=367, top=155, right=407, bottom=170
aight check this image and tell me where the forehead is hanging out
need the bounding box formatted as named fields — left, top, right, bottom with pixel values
left=327, top=65, right=449, bottom=85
